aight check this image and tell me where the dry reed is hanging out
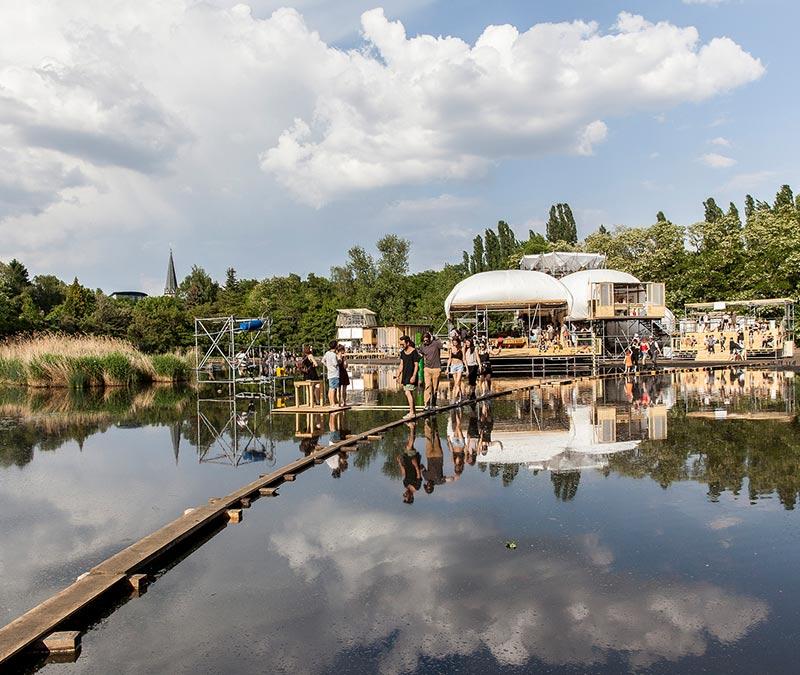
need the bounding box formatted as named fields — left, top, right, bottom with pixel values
left=0, top=333, right=190, bottom=388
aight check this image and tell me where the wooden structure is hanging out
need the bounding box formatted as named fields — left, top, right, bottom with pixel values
left=336, top=308, right=377, bottom=348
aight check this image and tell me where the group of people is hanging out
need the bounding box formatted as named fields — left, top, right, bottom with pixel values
left=396, top=331, right=496, bottom=418
left=623, top=334, right=661, bottom=373
left=681, top=322, right=781, bottom=360
left=297, top=341, right=351, bottom=406
left=397, top=403, right=494, bottom=504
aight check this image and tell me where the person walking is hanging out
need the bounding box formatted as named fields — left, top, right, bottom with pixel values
left=464, top=337, right=479, bottom=400
left=447, top=337, right=465, bottom=403
left=418, top=331, right=443, bottom=410
left=478, top=341, right=494, bottom=394
left=322, top=340, right=340, bottom=407
left=396, top=335, right=421, bottom=418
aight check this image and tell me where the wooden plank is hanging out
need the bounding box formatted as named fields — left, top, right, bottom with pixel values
left=0, top=573, right=125, bottom=663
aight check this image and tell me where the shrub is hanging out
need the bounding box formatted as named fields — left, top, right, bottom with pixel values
left=149, top=354, right=190, bottom=382
left=101, top=352, right=136, bottom=386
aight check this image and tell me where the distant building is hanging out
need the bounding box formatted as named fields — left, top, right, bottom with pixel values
left=336, top=308, right=377, bottom=348
left=164, top=249, right=178, bottom=296
left=110, top=291, right=147, bottom=302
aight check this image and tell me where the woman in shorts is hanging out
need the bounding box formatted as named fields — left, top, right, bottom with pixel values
left=447, top=337, right=465, bottom=403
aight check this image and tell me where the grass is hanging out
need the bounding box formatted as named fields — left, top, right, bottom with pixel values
left=0, top=334, right=193, bottom=388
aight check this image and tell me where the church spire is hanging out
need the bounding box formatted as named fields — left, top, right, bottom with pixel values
left=164, top=249, right=178, bottom=296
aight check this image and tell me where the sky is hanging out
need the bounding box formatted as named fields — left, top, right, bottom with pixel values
left=0, top=0, right=798, bottom=293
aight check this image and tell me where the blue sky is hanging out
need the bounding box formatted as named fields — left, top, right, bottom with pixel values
left=0, top=0, right=796, bottom=292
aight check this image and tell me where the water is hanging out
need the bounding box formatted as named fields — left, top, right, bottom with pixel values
left=1, top=368, right=799, bottom=673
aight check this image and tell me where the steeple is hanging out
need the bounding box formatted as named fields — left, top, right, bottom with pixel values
left=164, top=249, right=178, bottom=296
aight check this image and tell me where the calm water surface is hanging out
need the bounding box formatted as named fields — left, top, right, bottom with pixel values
left=1, top=368, right=799, bottom=673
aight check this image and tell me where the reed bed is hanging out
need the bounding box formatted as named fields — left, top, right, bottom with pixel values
left=0, top=334, right=192, bottom=388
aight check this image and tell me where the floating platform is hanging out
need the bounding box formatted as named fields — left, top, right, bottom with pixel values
left=272, top=404, right=351, bottom=414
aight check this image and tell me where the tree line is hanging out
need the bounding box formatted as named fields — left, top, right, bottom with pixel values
left=1, top=184, right=798, bottom=351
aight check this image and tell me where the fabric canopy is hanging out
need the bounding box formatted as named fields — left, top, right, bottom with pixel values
left=520, top=252, right=606, bottom=276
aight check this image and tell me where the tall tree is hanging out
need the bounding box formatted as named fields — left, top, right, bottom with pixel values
left=560, top=203, right=578, bottom=244
left=774, top=184, right=795, bottom=212
left=703, top=198, right=724, bottom=223
left=744, top=194, right=756, bottom=225
left=471, top=235, right=485, bottom=274
left=656, top=211, right=667, bottom=223
left=484, top=228, right=502, bottom=269
left=546, top=205, right=561, bottom=242
left=1, top=259, right=31, bottom=298
left=225, top=267, right=238, bottom=291
left=727, top=202, right=741, bottom=227
left=179, top=266, right=219, bottom=309
left=497, top=220, right=517, bottom=264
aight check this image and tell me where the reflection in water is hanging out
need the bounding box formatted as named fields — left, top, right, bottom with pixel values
left=364, top=370, right=800, bottom=509
left=267, top=496, right=769, bottom=673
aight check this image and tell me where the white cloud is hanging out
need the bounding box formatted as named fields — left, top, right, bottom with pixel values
left=262, top=9, right=764, bottom=205
left=721, top=170, right=778, bottom=192
left=259, top=496, right=769, bottom=672
left=0, top=2, right=765, bottom=272
left=710, top=136, right=732, bottom=147
left=700, top=153, right=737, bottom=168
left=386, top=193, right=480, bottom=215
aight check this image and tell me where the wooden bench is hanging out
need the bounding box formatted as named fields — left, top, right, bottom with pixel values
left=293, top=380, right=318, bottom=408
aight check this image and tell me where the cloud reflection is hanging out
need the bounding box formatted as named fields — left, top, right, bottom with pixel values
left=267, top=496, right=769, bottom=672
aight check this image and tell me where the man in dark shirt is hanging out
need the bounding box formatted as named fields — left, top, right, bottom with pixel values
left=418, top=331, right=443, bottom=410
left=396, top=335, right=420, bottom=418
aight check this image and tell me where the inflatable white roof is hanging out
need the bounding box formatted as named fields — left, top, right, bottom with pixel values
left=444, top=270, right=573, bottom=317
left=561, top=269, right=640, bottom=321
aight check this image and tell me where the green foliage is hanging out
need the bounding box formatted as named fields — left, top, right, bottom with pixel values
left=100, top=352, right=136, bottom=385
left=546, top=203, right=577, bottom=244
left=179, top=265, right=219, bottom=309
left=128, top=296, right=192, bottom=353
left=150, top=354, right=190, bottom=381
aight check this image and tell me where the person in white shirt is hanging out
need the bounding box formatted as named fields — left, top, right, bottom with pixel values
left=322, top=341, right=340, bottom=406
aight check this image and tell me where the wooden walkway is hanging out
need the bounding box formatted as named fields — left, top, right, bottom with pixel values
left=0, top=360, right=790, bottom=666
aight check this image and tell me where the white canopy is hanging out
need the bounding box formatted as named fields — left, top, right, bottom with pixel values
left=477, top=406, right=639, bottom=467
left=520, top=252, right=606, bottom=277
left=444, top=270, right=573, bottom=318
left=561, top=269, right=640, bottom=321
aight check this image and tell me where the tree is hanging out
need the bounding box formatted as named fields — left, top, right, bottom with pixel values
left=497, top=221, right=517, bottom=264
left=546, top=205, right=561, bottom=242
left=484, top=228, right=502, bottom=269
left=179, top=266, right=219, bottom=309
left=225, top=267, right=238, bottom=292
left=546, top=203, right=577, bottom=244
left=128, top=296, right=192, bottom=353
left=656, top=211, right=667, bottom=223
left=703, top=198, right=724, bottom=223
left=29, top=275, right=67, bottom=315
left=471, top=235, right=485, bottom=274
left=744, top=195, right=756, bottom=225
left=727, top=202, right=741, bottom=228
left=1, top=259, right=31, bottom=298
left=376, top=234, right=409, bottom=277
left=774, top=185, right=795, bottom=212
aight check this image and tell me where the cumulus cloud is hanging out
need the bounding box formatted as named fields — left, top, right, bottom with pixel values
left=260, top=496, right=769, bottom=673
left=0, top=1, right=765, bottom=271
left=710, top=136, right=732, bottom=147
left=700, top=153, right=737, bottom=168
left=261, top=9, right=764, bottom=205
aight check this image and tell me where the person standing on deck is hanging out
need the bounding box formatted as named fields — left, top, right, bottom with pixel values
left=447, top=337, right=465, bottom=403
left=301, top=346, right=321, bottom=405
left=418, top=331, right=443, bottom=410
left=397, top=335, right=420, bottom=418
left=336, top=344, right=350, bottom=406
left=464, top=337, right=479, bottom=400
left=322, top=341, right=340, bottom=407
